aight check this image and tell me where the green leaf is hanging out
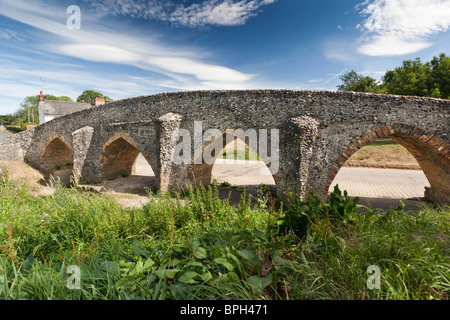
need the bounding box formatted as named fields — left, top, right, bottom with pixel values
left=272, top=258, right=299, bottom=273
left=248, top=274, right=273, bottom=294
left=300, top=252, right=309, bottom=266
left=214, top=257, right=234, bottom=271
left=190, top=240, right=201, bottom=250
left=32, top=244, right=43, bottom=257
left=142, top=258, right=155, bottom=273
left=270, top=249, right=284, bottom=260
left=217, top=271, right=239, bottom=283
left=125, top=259, right=153, bottom=277
left=226, top=253, right=241, bottom=266
left=20, top=253, right=34, bottom=275
left=199, top=271, right=213, bottom=283
left=236, top=249, right=254, bottom=261
left=170, top=283, right=193, bottom=300
left=253, top=230, right=268, bottom=241
left=101, top=261, right=120, bottom=275
left=178, top=271, right=200, bottom=284
left=154, top=268, right=181, bottom=279
left=193, top=247, right=208, bottom=260
left=184, top=261, right=204, bottom=270
left=211, top=245, right=222, bottom=257
left=129, top=238, right=150, bottom=258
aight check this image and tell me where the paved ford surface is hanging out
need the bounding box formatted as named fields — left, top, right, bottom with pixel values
left=328, top=167, right=430, bottom=199
left=210, top=159, right=430, bottom=199
left=133, top=155, right=432, bottom=211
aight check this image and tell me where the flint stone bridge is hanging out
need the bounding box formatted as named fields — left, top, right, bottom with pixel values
left=1, top=90, right=448, bottom=204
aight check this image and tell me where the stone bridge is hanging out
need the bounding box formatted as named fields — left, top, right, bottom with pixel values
left=1, top=90, right=448, bottom=204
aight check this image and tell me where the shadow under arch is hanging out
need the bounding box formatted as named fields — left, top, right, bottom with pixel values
left=324, top=124, right=450, bottom=204
left=99, top=132, right=155, bottom=181
left=38, top=134, right=74, bottom=185
left=39, top=134, right=74, bottom=173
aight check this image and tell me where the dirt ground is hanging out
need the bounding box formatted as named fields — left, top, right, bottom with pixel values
left=0, top=160, right=55, bottom=196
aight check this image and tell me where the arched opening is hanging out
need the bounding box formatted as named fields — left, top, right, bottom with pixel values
left=198, top=132, right=278, bottom=206
left=329, top=138, right=430, bottom=198
left=100, top=134, right=155, bottom=194
left=325, top=125, right=449, bottom=208
left=213, top=137, right=276, bottom=185
left=39, top=136, right=74, bottom=185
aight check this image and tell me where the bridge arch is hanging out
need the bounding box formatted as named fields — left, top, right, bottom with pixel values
left=190, top=126, right=279, bottom=188
left=324, top=124, right=450, bottom=203
left=99, top=132, right=155, bottom=181
left=39, top=134, right=74, bottom=173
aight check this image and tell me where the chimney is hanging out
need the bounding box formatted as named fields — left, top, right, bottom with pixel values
left=94, top=96, right=105, bottom=106
left=39, top=91, right=45, bottom=102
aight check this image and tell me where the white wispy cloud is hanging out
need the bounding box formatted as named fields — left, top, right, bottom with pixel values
left=306, top=69, right=348, bottom=87
left=0, top=51, right=189, bottom=107
left=168, top=0, right=277, bottom=27
left=88, top=0, right=169, bottom=20
left=0, top=28, right=19, bottom=40
left=0, top=0, right=258, bottom=98
left=86, top=0, right=277, bottom=27
left=356, top=0, right=450, bottom=56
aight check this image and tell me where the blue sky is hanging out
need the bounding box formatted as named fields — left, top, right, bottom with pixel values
left=0, top=0, right=449, bottom=114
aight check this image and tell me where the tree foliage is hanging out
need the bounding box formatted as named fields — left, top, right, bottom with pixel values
left=337, top=70, right=384, bottom=93
left=76, top=90, right=113, bottom=105
left=338, top=53, right=450, bottom=99
left=0, top=114, right=14, bottom=125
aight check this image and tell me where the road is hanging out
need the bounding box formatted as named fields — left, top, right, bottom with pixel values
left=0, top=127, right=10, bottom=143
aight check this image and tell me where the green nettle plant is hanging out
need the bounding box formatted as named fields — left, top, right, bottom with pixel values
left=326, top=185, right=360, bottom=224
left=276, top=185, right=376, bottom=239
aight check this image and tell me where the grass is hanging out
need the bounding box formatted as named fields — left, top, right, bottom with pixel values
left=221, top=144, right=261, bottom=161
left=0, top=167, right=449, bottom=300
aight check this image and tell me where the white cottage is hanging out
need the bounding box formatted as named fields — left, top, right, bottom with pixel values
left=37, top=91, right=104, bottom=124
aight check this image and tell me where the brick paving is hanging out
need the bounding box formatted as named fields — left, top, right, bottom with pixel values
left=329, top=167, right=430, bottom=199
left=211, top=159, right=430, bottom=199
left=131, top=156, right=431, bottom=210
left=135, top=155, right=430, bottom=201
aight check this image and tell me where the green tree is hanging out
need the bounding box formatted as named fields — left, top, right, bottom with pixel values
left=337, top=70, right=384, bottom=93
left=382, top=58, right=431, bottom=97
left=338, top=53, right=449, bottom=99
left=0, top=114, right=14, bottom=125
left=428, top=53, right=450, bottom=99
left=76, top=90, right=113, bottom=105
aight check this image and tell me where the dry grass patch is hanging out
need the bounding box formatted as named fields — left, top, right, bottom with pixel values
left=345, top=139, right=421, bottom=170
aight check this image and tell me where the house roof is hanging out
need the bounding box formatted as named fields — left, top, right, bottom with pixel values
left=38, top=100, right=92, bottom=116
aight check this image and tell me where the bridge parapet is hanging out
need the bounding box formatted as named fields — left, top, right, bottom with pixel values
left=0, top=90, right=447, bottom=204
